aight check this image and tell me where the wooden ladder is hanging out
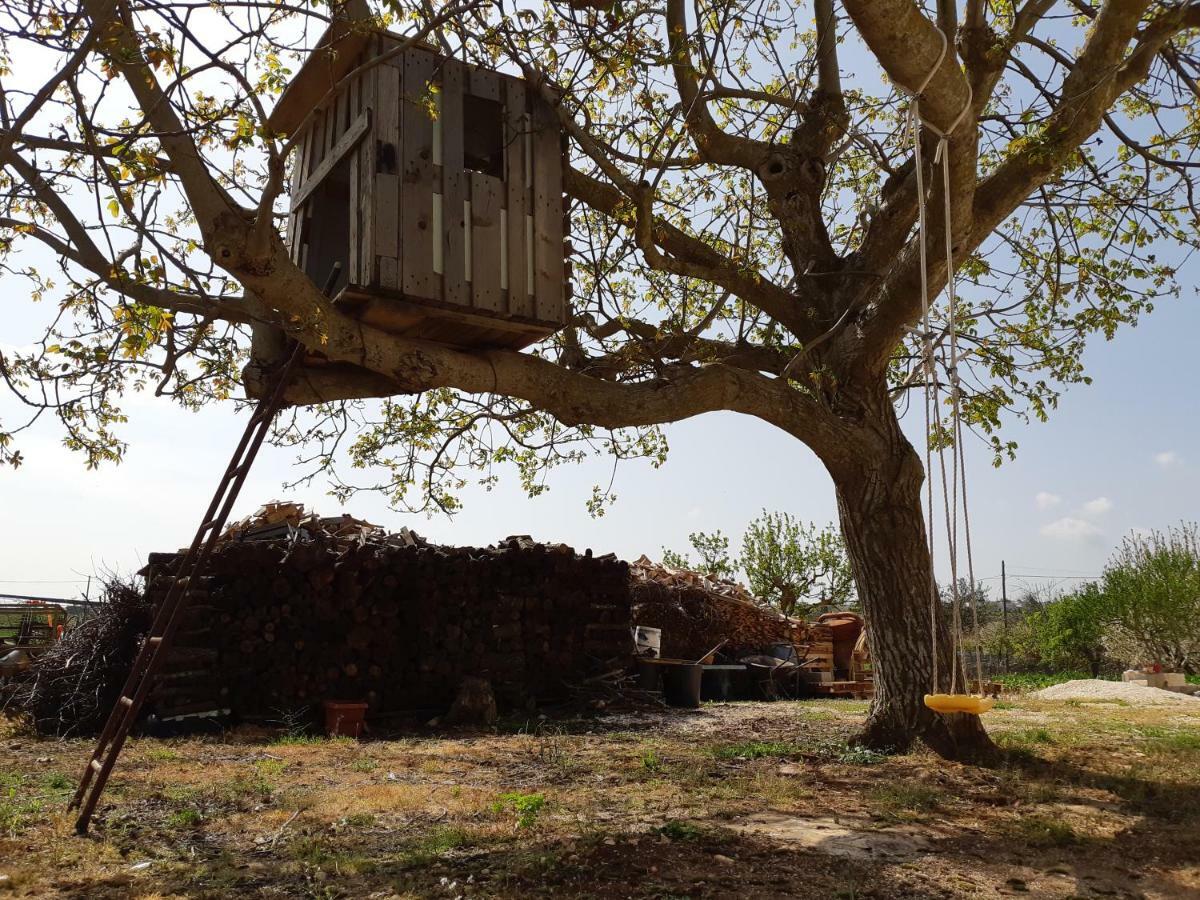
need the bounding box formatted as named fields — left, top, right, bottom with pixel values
left=69, top=267, right=337, bottom=835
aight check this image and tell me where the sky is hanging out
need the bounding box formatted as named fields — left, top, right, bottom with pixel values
left=2, top=4, right=1198, bottom=608
left=3, top=266, right=1196, bottom=606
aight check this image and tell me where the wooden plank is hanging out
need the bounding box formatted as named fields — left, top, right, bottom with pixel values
left=504, top=78, right=530, bottom=317
left=375, top=62, right=401, bottom=289
left=289, top=110, right=370, bottom=212
left=339, top=290, right=555, bottom=349
left=402, top=49, right=436, bottom=300
left=530, top=97, right=565, bottom=324
left=348, top=145, right=360, bottom=284
left=470, top=172, right=503, bottom=312
left=441, top=59, right=467, bottom=307
left=468, top=64, right=501, bottom=102
left=356, top=60, right=376, bottom=287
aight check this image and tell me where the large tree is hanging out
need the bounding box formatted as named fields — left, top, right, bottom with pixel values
left=1, top=0, right=1197, bottom=757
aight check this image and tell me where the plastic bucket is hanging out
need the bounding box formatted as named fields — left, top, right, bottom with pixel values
left=633, top=625, right=662, bottom=658
left=323, top=701, right=368, bottom=738
left=661, top=663, right=704, bottom=708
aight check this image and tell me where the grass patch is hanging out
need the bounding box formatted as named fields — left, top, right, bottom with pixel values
left=640, top=748, right=663, bottom=773
left=350, top=757, right=378, bottom=772
left=255, top=758, right=288, bottom=777
left=655, top=820, right=703, bottom=841
left=827, top=742, right=888, bottom=765
left=1136, top=727, right=1200, bottom=754
left=869, top=781, right=943, bottom=819
left=399, top=825, right=478, bottom=866
left=711, top=741, right=801, bottom=761
left=168, top=808, right=203, bottom=828
left=996, top=727, right=1055, bottom=749
left=1009, top=814, right=1078, bottom=848
left=270, top=732, right=355, bottom=747
left=289, top=836, right=375, bottom=875
left=146, top=746, right=183, bottom=762
left=42, top=772, right=72, bottom=792
left=0, top=775, right=43, bottom=837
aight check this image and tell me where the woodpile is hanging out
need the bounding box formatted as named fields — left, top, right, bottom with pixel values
left=629, top=557, right=834, bottom=667
left=138, top=513, right=631, bottom=724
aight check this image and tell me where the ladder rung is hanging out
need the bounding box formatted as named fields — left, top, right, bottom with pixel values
left=147, top=636, right=163, bottom=646
left=90, top=759, right=104, bottom=772
left=200, top=519, right=219, bottom=532
left=119, top=696, right=134, bottom=707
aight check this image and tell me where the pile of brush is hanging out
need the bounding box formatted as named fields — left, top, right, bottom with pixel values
left=2, top=578, right=151, bottom=736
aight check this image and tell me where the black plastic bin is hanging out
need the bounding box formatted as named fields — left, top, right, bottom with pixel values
left=661, top=662, right=704, bottom=708
left=700, top=664, right=749, bottom=702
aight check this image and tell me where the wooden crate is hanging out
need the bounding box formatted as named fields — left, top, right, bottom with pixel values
left=265, top=2, right=567, bottom=355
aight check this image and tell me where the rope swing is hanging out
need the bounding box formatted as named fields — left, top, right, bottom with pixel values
left=898, top=29, right=992, bottom=717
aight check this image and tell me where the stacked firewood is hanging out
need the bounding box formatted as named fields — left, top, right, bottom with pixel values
left=141, top=526, right=631, bottom=722
left=629, top=556, right=834, bottom=666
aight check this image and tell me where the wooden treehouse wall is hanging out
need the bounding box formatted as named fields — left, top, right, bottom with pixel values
left=285, top=38, right=567, bottom=352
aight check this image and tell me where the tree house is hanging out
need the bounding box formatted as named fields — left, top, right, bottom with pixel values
left=263, top=5, right=568, bottom=359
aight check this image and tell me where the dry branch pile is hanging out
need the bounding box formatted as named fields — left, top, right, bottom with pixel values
left=2, top=579, right=152, bottom=736
left=139, top=518, right=632, bottom=723
left=629, top=557, right=834, bottom=666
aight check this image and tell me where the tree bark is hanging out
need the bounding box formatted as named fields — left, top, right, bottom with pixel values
left=826, top=377, right=995, bottom=761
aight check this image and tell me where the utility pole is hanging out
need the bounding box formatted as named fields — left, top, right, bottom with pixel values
left=1001, top=560, right=1010, bottom=673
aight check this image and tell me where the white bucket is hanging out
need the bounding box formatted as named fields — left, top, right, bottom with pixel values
left=633, top=625, right=662, bottom=658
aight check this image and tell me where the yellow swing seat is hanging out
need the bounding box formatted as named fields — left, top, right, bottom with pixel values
left=924, top=693, right=994, bottom=715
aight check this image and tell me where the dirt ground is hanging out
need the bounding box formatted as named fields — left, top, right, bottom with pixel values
left=2, top=697, right=1198, bottom=899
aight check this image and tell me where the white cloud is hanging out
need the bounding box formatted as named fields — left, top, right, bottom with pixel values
left=1154, top=450, right=1181, bottom=468
left=1040, top=517, right=1104, bottom=542
left=1035, top=491, right=1062, bottom=510
left=1081, top=496, right=1112, bottom=517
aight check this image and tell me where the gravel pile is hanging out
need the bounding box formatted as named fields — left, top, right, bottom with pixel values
left=1032, top=678, right=1200, bottom=705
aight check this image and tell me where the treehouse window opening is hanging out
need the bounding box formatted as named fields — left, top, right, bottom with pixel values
left=463, top=94, right=505, bottom=179
left=302, top=153, right=352, bottom=298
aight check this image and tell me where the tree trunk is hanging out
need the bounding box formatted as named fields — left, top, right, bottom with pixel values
left=826, top=379, right=995, bottom=761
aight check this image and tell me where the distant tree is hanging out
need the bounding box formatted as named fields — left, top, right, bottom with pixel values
left=739, top=511, right=855, bottom=617
left=1026, top=583, right=1111, bottom=677
left=1101, top=525, right=1200, bottom=673
left=661, top=530, right=735, bottom=580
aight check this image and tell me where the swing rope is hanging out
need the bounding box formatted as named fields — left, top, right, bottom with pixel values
left=899, top=27, right=984, bottom=702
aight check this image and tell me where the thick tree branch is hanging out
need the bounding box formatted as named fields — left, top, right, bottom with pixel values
left=665, top=0, right=768, bottom=169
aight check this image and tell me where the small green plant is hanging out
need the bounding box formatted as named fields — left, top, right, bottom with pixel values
left=492, top=791, right=546, bottom=829
left=146, top=746, right=183, bottom=762
left=640, top=748, right=663, bottom=773
left=255, top=758, right=288, bottom=777
left=168, top=808, right=203, bottom=828
left=350, top=757, right=378, bottom=772
left=655, top=820, right=702, bottom=841
left=342, top=812, right=376, bottom=827
left=42, top=772, right=72, bottom=792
